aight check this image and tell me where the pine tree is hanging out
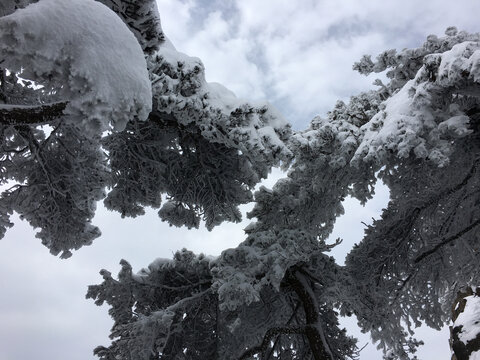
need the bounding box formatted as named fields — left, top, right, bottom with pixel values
left=1, top=1, right=479, bottom=359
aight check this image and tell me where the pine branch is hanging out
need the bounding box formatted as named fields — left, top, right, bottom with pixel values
left=0, top=102, right=67, bottom=126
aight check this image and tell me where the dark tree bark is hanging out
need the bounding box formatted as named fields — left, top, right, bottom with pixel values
left=0, top=102, right=67, bottom=126
left=238, top=267, right=334, bottom=360
left=285, top=267, right=334, bottom=360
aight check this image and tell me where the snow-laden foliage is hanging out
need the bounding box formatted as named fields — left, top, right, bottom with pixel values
left=0, top=124, right=108, bottom=258
left=353, top=30, right=480, bottom=167
left=87, top=251, right=214, bottom=360
left=0, top=0, right=291, bottom=254
left=102, top=117, right=254, bottom=229
left=2, top=1, right=480, bottom=358
left=103, top=38, right=292, bottom=229
left=0, top=0, right=152, bottom=132
left=345, top=138, right=480, bottom=358
left=212, top=229, right=326, bottom=311
left=149, top=43, right=291, bottom=162
left=340, top=29, right=480, bottom=359
left=88, top=250, right=357, bottom=360
left=207, top=27, right=480, bottom=359
left=210, top=91, right=382, bottom=320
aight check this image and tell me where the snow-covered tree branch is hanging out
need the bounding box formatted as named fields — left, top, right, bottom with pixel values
left=0, top=0, right=291, bottom=257
left=1, top=0, right=479, bottom=359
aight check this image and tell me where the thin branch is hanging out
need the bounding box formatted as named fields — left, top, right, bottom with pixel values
left=238, top=325, right=307, bottom=360
left=165, top=288, right=212, bottom=313
left=134, top=275, right=212, bottom=292
left=414, top=217, right=480, bottom=264
left=18, top=126, right=66, bottom=198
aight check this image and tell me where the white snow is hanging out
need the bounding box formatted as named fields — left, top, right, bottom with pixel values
left=157, top=42, right=204, bottom=79
left=354, top=80, right=422, bottom=163
left=437, top=41, right=480, bottom=84
left=204, top=82, right=242, bottom=114
left=0, top=0, right=152, bottom=132
left=471, top=350, right=480, bottom=360
left=147, top=257, right=172, bottom=271
left=352, top=38, right=480, bottom=167
left=438, top=115, right=472, bottom=137
left=152, top=40, right=292, bottom=166
left=454, top=295, right=480, bottom=343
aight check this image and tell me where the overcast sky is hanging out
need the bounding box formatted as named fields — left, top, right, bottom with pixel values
left=1, top=0, right=480, bottom=359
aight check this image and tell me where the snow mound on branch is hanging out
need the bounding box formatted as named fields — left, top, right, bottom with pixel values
left=0, top=0, right=152, bottom=132
left=437, top=41, right=480, bottom=84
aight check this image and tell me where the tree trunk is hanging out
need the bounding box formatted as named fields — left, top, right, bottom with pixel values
left=285, top=267, right=334, bottom=360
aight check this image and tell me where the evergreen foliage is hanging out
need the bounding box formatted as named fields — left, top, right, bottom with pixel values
left=1, top=1, right=479, bottom=359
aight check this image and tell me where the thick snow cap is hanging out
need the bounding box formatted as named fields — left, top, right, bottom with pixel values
left=0, top=0, right=152, bottom=132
